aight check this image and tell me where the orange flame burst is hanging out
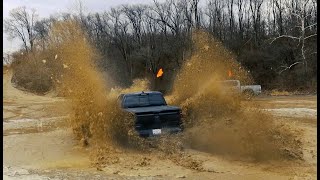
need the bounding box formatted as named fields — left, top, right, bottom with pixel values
left=228, top=70, right=232, bottom=77
left=157, top=68, right=164, bottom=78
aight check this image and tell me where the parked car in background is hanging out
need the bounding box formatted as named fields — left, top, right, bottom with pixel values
left=220, top=80, right=262, bottom=97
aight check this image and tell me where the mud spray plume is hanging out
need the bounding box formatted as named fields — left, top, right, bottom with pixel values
left=169, top=30, right=303, bottom=161
left=45, top=20, right=152, bottom=167
left=46, top=22, right=302, bottom=169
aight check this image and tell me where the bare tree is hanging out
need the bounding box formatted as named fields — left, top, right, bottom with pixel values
left=192, top=0, right=200, bottom=28
left=270, top=0, right=317, bottom=74
left=182, top=0, right=193, bottom=34
left=151, top=0, right=178, bottom=36
left=249, top=0, right=264, bottom=46
left=122, top=5, right=146, bottom=44
left=106, top=8, right=134, bottom=79
left=33, top=18, right=53, bottom=50
left=236, top=0, right=246, bottom=39
left=227, top=0, right=235, bottom=40
left=4, top=7, right=38, bottom=52
left=206, top=0, right=226, bottom=40
left=273, top=0, right=284, bottom=35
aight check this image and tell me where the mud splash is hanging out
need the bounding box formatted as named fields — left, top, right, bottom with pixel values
left=44, top=21, right=155, bottom=168
left=46, top=21, right=302, bottom=169
left=170, top=30, right=303, bottom=161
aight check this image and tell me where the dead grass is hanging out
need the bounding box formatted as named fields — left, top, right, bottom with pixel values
left=263, top=89, right=317, bottom=96
left=11, top=57, right=53, bottom=94
left=270, top=90, right=291, bottom=96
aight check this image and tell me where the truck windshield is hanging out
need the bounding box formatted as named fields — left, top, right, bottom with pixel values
left=123, top=94, right=167, bottom=108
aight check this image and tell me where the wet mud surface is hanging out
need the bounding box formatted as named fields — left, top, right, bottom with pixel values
left=3, top=88, right=317, bottom=179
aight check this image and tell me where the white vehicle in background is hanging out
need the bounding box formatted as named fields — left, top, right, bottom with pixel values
left=220, top=80, right=262, bottom=97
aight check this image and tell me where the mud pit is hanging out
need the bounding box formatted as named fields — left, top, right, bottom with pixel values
left=3, top=73, right=317, bottom=179
left=4, top=69, right=317, bottom=179
left=3, top=26, right=317, bottom=179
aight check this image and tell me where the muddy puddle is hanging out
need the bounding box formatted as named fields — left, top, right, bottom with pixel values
left=3, top=116, right=68, bottom=136
left=4, top=129, right=90, bottom=169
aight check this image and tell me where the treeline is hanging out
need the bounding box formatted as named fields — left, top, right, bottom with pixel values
left=4, top=0, right=317, bottom=92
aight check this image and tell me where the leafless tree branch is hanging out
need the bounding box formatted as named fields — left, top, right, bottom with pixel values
left=304, top=34, right=317, bottom=40
left=278, top=61, right=302, bottom=74
left=270, top=35, right=300, bottom=44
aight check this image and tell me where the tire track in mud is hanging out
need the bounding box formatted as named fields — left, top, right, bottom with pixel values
left=3, top=116, right=68, bottom=136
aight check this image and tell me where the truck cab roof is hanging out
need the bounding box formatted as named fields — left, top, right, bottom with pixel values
left=118, top=91, right=167, bottom=108
left=118, top=91, right=162, bottom=99
left=121, top=91, right=162, bottom=96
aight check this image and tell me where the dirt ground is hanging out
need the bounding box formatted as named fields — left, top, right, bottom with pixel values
left=3, top=69, right=317, bottom=180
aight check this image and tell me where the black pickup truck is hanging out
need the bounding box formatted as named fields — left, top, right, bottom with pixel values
left=118, top=91, right=183, bottom=137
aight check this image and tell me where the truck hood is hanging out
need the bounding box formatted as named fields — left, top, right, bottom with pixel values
left=124, top=105, right=180, bottom=114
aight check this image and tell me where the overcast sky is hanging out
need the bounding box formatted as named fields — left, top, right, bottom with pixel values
left=3, top=0, right=159, bottom=53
